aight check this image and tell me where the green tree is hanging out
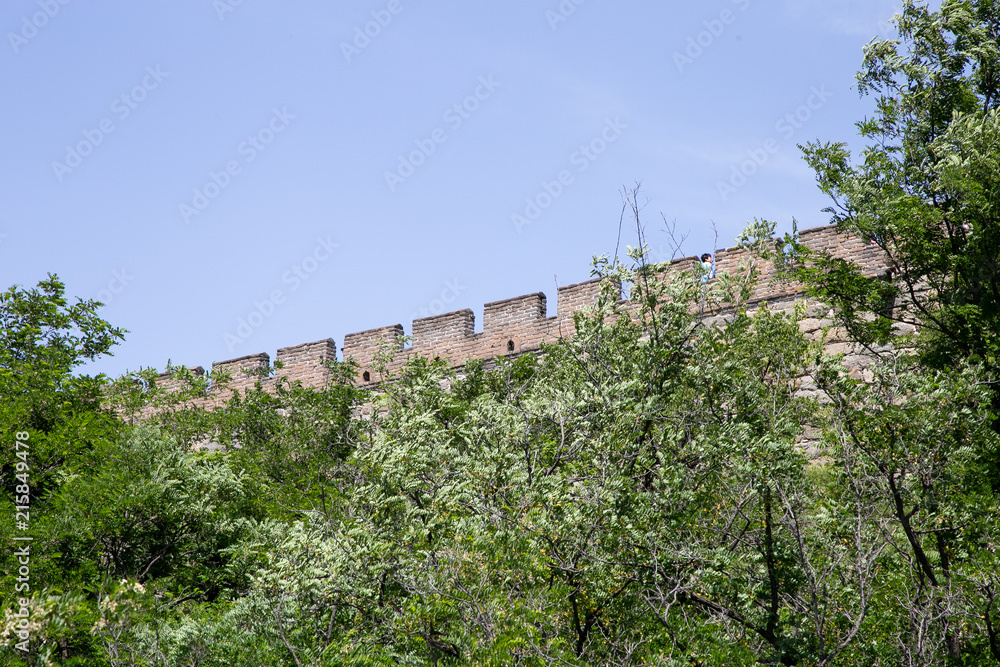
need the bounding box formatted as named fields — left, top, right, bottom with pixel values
left=761, top=3, right=1000, bottom=661
left=0, top=275, right=125, bottom=665
left=0, top=274, right=125, bottom=496
left=814, top=352, right=1000, bottom=665
left=208, top=228, right=875, bottom=666
left=786, top=1, right=1000, bottom=389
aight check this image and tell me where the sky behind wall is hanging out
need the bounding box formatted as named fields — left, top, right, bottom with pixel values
left=2, top=0, right=915, bottom=378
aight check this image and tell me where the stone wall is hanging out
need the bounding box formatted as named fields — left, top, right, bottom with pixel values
left=150, top=224, right=888, bottom=407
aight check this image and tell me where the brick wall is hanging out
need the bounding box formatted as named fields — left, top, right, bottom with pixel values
left=152, top=224, right=887, bottom=397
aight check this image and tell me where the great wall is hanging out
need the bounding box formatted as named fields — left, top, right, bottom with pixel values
left=152, top=224, right=897, bottom=434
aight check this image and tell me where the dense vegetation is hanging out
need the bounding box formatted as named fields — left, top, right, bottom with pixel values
left=3, top=1, right=1000, bottom=665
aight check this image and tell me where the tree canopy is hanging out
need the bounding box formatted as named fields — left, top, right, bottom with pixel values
left=788, top=0, right=1000, bottom=378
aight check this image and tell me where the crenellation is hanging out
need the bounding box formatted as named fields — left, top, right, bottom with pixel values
left=276, top=339, right=337, bottom=386
left=342, top=324, right=405, bottom=383
left=150, top=224, right=893, bottom=397
left=211, top=353, right=271, bottom=395
left=556, top=277, right=607, bottom=336
left=412, top=309, right=475, bottom=349
left=483, top=293, right=547, bottom=333
left=154, top=366, right=204, bottom=394
left=212, top=352, right=270, bottom=375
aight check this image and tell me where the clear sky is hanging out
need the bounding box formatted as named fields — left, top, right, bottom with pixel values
left=1, top=0, right=910, bottom=378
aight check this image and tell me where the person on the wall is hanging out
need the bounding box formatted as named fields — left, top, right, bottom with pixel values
left=699, top=253, right=715, bottom=283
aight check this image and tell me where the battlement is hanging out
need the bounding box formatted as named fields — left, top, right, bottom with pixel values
left=152, top=224, right=885, bottom=394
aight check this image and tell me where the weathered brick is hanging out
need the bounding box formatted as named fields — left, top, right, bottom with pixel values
left=149, top=223, right=895, bottom=397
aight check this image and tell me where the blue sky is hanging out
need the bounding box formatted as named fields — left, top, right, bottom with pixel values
left=1, top=0, right=907, bottom=378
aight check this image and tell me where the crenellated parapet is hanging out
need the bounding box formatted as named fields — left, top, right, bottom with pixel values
left=341, top=278, right=608, bottom=384
left=149, top=224, right=887, bottom=399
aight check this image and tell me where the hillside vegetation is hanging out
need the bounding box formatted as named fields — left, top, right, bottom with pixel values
left=4, top=2, right=1000, bottom=664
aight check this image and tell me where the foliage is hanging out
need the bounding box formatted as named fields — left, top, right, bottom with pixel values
left=3, top=234, right=1000, bottom=667
left=5, top=7, right=1000, bottom=660
left=0, top=276, right=125, bottom=665
left=778, top=1, right=1000, bottom=380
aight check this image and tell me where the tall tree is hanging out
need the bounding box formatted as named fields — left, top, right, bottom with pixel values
left=787, top=0, right=1000, bottom=386
left=0, top=275, right=126, bottom=664
left=767, top=3, right=1000, bottom=662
